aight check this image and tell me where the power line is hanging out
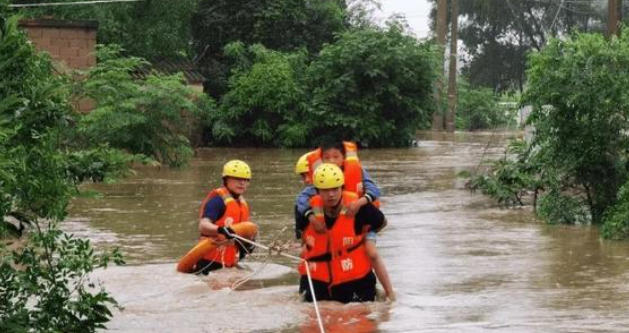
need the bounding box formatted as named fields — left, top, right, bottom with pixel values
left=9, top=0, right=144, bottom=8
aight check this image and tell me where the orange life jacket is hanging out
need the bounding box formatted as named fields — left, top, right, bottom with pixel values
left=298, top=192, right=372, bottom=287
left=307, top=141, right=365, bottom=195
left=198, top=187, right=250, bottom=267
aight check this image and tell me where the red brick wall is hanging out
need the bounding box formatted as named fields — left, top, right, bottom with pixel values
left=19, top=19, right=98, bottom=112
left=19, top=19, right=97, bottom=70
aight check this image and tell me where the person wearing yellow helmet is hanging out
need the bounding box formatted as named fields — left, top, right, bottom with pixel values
left=295, top=152, right=311, bottom=185
left=194, top=160, right=256, bottom=274
left=294, top=153, right=312, bottom=240
left=297, top=163, right=394, bottom=303
left=296, top=140, right=381, bottom=235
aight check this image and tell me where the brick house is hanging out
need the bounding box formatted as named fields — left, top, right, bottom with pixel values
left=18, top=19, right=98, bottom=71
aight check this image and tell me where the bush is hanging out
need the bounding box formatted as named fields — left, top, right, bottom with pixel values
left=211, top=43, right=309, bottom=147
left=456, top=79, right=509, bottom=130
left=74, top=45, right=216, bottom=167
left=306, top=22, right=438, bottom=147
left=1, top=11, right=125, bottom=331
left=470, top=139, right=541, bottom=206
left=602, top=180, right=629, bottom=239
left=0, top=223, right=124, bottom=333
left=473, top=32, right=629, bottom=238
left=537, top=189, right=590, bottom=225
left=522, top=32, right=629, bottom=224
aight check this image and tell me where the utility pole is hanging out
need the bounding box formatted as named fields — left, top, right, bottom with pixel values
left=608, top=0, right=619, bottom=37
left=446, top=0, right=459, bottom=133
left=432, top=0, right=448, bottom=131
left=618, top=0, right=623, bottom=36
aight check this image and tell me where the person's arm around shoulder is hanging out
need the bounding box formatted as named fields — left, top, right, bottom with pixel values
left=347, top=168, right=381, bottom=217
left=296, top=185, right=317, bottom=217
left=297, top=185, right=326, bottom=233
left=362, top=168, right=381, bottom=202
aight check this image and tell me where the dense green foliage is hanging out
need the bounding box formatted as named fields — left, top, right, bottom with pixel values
left=192, top=0, right=347, bottom=97
left=211, top=43, right=308, bottom=147
left=455, top=79, right=514, bottom=130
left=306, top=22, right=438, bottom=147
left=74, top=45, right=215, bottom=167
left=472, top=32, right=629, bottom=238
left=1, top=225, right=124, bottom=333
left=471, top=139, right=542, bottom=206
left=524, top=33, right=629, bottom=225
left=207, top=23, right=438, bottom=148
left=16, top=0, right=199, bottom=59
left=1, top=10, right=126, bottom=331
left=12, top=0, right=439, bottom=148
left=601, top=180, right=629, bottom=239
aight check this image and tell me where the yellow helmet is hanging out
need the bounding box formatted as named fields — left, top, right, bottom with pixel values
left=313, top=163, right=344, bottom=190
left=295, top=153, right=310, bottom=174
left=222, top=160, right=252, bottom=180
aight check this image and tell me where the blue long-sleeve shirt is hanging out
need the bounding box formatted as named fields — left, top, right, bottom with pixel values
left=295, top=167, right=380, bottom=218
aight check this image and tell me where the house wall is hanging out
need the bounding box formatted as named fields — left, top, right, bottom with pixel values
left=19, top=19, right=99, bottom=113
left=19, top=19, right=98, bottom=70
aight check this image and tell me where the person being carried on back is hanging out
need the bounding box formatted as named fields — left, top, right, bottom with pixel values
left=299, top=163, right=393, bottom=303
left=295, top=140, right=394, bottom=301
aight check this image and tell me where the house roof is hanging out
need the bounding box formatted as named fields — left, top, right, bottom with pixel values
left=132, top=57, right=205, bottom=85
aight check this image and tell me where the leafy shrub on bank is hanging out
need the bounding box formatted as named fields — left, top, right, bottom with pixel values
left=523, top=32, right=629, bottom=225
left=1, top=10, right=125, bottom=331
left=537, top=189, right=590, bottom=225
left=602, top=180, right=629, bottom=239
left=0, top=223, right=125, bottom=333
left=206, top=22, right=438, bottom=148
left=472, top=32, right=629, bottom=239
left=470, top=139, right=543, bottom=206
left=74, top=45, right=216, bottom=167
left=456, top=79, right=513, bottom=130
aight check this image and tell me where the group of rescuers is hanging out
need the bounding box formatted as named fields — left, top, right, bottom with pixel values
left=193, top=140, right=395, bottom=303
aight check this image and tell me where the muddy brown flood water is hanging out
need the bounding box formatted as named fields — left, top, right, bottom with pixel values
left=66, top=131, right=629, bottom=333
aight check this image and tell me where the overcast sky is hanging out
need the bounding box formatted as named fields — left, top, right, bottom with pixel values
left=377, top=0, right=433, bottom=38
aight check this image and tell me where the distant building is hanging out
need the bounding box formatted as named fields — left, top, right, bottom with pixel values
left=18, top=19, right=98, bottom=71
left=131, top=57, right=205, bottom=93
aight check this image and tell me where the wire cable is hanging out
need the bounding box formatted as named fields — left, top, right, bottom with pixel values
left=9, top=0, right=143, bottom=8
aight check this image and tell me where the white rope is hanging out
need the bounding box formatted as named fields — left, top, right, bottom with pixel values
left=230, top=227, right=286, bottom=291
left=9, top=0, right=144, bottom=8
left=229, top=233, right=326, bottom=333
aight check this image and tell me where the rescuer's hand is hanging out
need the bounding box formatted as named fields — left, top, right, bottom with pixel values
left=217, top=226, right=236, bottom=239
left=309, top=214, right=326, bottom=234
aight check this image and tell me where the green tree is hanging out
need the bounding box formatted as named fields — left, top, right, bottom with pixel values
left=474, top=32, right=629, bottom=233
left=211, top=43, right=308, bottom=147
left=523, top=32, right=629, bottom=225
left=1, top=9, right=125, bottom=331
left=602, top=179, right=629, bottom=239
left=306, top=22, right=438, bottom=147
left=191, top=0, right=347, bottom=97
left=429, top=0, right=615, bottom=92
left=455, top=78, right=508, bottom=130
left=74, top=45, right=215, bottom=167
